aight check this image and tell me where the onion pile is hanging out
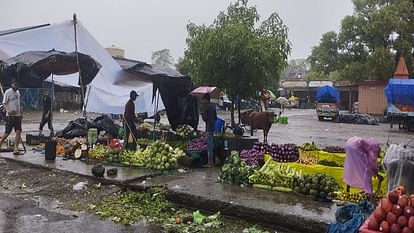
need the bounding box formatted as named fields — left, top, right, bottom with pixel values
left=186, top=137, right=207, bottom=152
left=240, top=149, right=264, bottom=166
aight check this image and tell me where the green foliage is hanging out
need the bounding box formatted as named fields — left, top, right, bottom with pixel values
left=177, top=0, right=291, bottom=101
left=151, top=49, right=174, bottom=67
left=308, top=0, right=414, bottom=81
left=91, top=189, right=271, bottom=232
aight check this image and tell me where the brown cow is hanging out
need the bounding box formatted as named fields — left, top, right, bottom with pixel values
left=241, top=110, right=275, bottom=143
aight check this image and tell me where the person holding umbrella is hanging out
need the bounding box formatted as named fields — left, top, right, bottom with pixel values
left=39, top=88, right=54, bottom=137
left=0, top=79, right=23, bottom=155
left=201, top=93, right=217, bottom=168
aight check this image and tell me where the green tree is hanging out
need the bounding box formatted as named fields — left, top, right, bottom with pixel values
left=177, top=0, right=291, bottom=124
left=308, top=0, right=414, bottom=81
left=151, top=49, right=174, bottom=67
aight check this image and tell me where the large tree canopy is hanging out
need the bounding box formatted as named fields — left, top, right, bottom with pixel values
left=308, top=0, right=414, bottom=81
left=177, top=0, right=291, bottom=102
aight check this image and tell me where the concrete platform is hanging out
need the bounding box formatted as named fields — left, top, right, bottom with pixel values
left=130, top=168, right=339, bottom=233
left=0, top=150, right=162, bottom=185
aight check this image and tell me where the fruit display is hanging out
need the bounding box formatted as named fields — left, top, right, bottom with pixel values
left=121, top=149, right=145, bottom=167
left=137, top=122, right=152, bottom=134
left=365, top=186, right=414, bottom=233
left=159, top=123, right=171, bottom=131
left=143, top=140, right=185, bottom=170
left=318, top=159, right=342, bottom=167
left=186, top=137, right=207, bottom=152
left=337, top=190, right=386, bottom=203
left=252, top=142, right=299, bottom=162
left=323, top=146, right=345, bottom=153
left=336, top=191, right=366, bottom=203
left=248, top=156, right=301, bottom=192
left=292, top=173, right=340, bottom=200
left=89, top=144, right=110, bottom=160
left=105, top=148, right=122, bottom=162
left=220, top=151, right=254, bottom=186
left=136, top=138, right=153, bottom=146
left=56, top=144, right=65, bottom=156
left=239, top=149, right=264, bottom=167
left=176, top=124, right=194, bottom=138
left=301, top=142, right=318, bottom=151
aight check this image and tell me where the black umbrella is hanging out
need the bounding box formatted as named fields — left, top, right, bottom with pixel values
left=0, top=49, right=101, bottom=86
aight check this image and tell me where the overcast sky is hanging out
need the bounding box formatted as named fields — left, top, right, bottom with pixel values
left=0, top=0, right=354, bottom=64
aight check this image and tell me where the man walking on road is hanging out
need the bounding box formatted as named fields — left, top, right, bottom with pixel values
left=0, top=79, right=23, bottom=155
left=39, top=89, right=54, bottom=136
left=123, top=90, right=139, bottom=150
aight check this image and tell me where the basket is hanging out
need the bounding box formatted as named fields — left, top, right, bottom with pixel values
left=177, top=156, right=194, bottom=168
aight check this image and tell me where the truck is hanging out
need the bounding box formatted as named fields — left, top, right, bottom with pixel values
left=315, top=85, right=340, bottom=121
left=385, top=79, right=414, bottom=131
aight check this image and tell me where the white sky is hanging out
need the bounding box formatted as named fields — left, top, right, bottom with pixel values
left=0, top=0, right=354, bottom=63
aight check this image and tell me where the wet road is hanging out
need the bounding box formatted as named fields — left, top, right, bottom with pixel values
left=0, top=195, right=162, bottom=233
left=219, top=109, right=414, bottom=148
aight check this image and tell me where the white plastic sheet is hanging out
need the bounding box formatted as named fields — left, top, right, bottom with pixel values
left=383, top=144, right=414, bottom=194
left=0, top=20, right=164, bottom=115
left=343, top=136, right=380, bottom=194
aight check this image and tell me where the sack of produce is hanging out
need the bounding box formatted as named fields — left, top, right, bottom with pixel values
left=92, top=165, right=105, bottom=177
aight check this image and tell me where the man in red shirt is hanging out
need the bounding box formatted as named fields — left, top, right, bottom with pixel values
left=123, top=90, right=139, bottom=150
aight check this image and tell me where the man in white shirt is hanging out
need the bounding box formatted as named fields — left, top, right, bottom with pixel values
left=0, top=79, right=22, bottom=155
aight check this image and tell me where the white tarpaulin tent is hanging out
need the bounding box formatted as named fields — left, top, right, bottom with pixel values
left=0, top=19, right=164, bottom=115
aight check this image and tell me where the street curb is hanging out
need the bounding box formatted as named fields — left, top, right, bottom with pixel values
left=164, top=189, right=328, bottom=233
left=0, top=156, right=159, bottom=186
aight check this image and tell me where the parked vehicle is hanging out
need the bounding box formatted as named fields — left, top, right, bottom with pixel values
left=315, top=85, right=340, bottom=121
left=385, top=79, right=414, bottom=131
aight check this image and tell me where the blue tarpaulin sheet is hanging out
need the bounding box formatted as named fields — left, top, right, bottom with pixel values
left=385, top=79, right=414, bottom=106
left=316, top=85, right=340, bottom=103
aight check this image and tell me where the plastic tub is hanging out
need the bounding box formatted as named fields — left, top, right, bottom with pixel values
left=215, top=118, right=225, bottom=133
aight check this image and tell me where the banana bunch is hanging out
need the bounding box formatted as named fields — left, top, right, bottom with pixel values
left=300, top=142, right=318, bottom=151
left=176, top=124, right=194, bottom=138
left=89, top=145, right=109, bottom=160
left=121, top=149, right=145, bottom=167
left=137, top=122, right=152, bottom=131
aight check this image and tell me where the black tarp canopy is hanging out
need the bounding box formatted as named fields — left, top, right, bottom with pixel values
left=0, top=49, right=101, bottom=87
left=124, top=60, right=199, bottom=130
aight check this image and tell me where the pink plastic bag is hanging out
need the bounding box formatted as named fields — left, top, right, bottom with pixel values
left=343, top=136, right=380, bottom=194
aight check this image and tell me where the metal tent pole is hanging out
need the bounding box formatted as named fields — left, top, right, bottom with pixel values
left=73, top=13, right=89, bottom=162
